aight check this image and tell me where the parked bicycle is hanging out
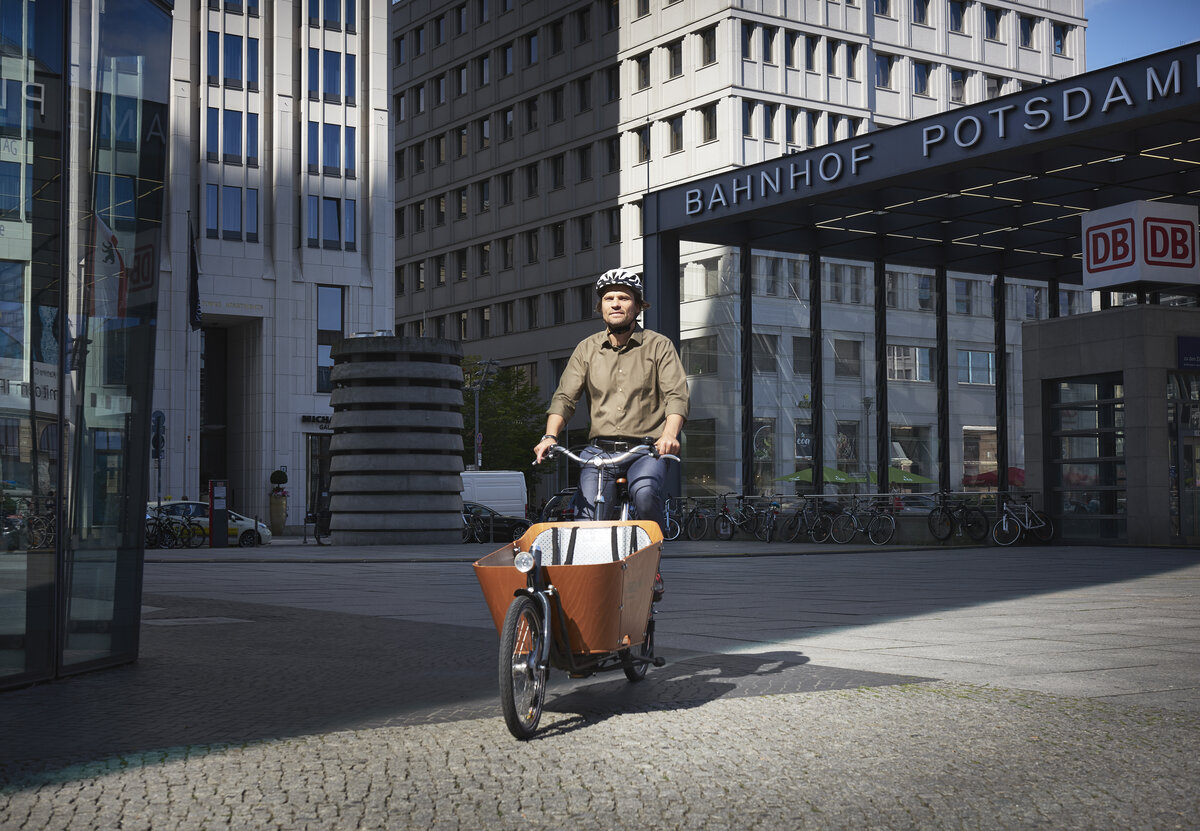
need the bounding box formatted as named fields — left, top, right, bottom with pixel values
left=926, top=491, right=989, bottom=542
left=991, top=494, right=1055, bottom=546
left=830, top=495, right=896, bottom=545
left=754, top=496, right=784, bottom=542
left=778, top=494, right=834, bottom=543
left=683, top=497, right=717, bottom=541
left=714, top=493, right=762, bottom=540
left=662, top=496, right=684, bottom=542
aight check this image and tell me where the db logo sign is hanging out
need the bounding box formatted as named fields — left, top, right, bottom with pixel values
left=1144, top=218, right=1195, bottom=268
left=1085, top=219, right=1134, bottom=272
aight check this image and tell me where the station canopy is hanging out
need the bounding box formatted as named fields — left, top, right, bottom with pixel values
left=649, top=42, right=1200, bottom=285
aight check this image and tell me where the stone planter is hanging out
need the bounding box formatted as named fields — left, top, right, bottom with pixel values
left=269, top=492, right=287, bottom=536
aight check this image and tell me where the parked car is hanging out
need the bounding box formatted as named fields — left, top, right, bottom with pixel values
left=539, top=487, right=578, bottom=522
left=147, top=500, right=272, bottom=547
left=464, top=501, right=531, bottom=542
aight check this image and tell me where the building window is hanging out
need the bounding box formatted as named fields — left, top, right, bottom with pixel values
left=247, top=113, right=259, bottom=166
left=477, top=116, right=490, bottom=149
left=701, top=103, right=717, bottom=142
left=668, top=114, right=683, bottom=153
left=954, top=278, right=973, bottom=314
left=501, top=106, right=514, bottom=141
left=873, top=0, right=891, bottom=15
left=323, top=50, right=341, bottom=102
left=1052, top=23, right=1069, bottom=55
left=605, top=64, right=620, bottom=101
left=950, top=68, right=967, bottom=103
left=682, top=335, right=717, bottom=376
left=913, top=61, right=931, bottom=96
left=762, top=26, right=776, bottom=63
left=752, top=333, right=777, bottom=373
left=322, top=122, right=340, bottom=174
left=741, top=22, right=754, bottom=60
left=500, top=171, right=513, bottom=205
left=576, top=76, right=592, bottom=112
left=551, top=222, right=565, bottom=257
left=524, top=97, right=538, bottom=132
left=957, top=349, right=995, bottom=385
left=875, top=54, right=893, bottom=89
left=700, top=25, right=717, bottom=66
left=742, top=100, right=755, bottom=138
left=834, top=339, right=862, bottom=377
left=205, top=183, right=219, bottom=238
left=667, top=40, right=683, bottom=78
left=306, top=195, right=319, bottom=246
left=913, top=0, right=929, bottom=24
left=549, top=18, right=565, bottom=53
left=501, top=42, right=514, bottom=76
left=576, top=145, right=592, bottom=180
left=984, top=6, right=1003, bottom=41
left=549, top=86, right=564, bottom=122
left=1019, top=15, right=1035, bottom=48
left=887, top=345, right=932, bottom=381
left=221, top=185, right=241, bottom=240
left=577, top=214, right=592, bottom=250
left=456, top=186, right=468, bottom=219
left=477, top=180, right=490, bottom=213
left=501, top=236, right=514, bottom=269
left=526, top=31, right=538, bottom=65
left=479, top=242, right=491, bottom=274
left=222, top=110, right=242, bottom=164
left=635, top=53, right=650, bottom=90
left=792, top=336, right=811, bottom=375
left=949, top=1, right=966, bottom=33
left=316, top=286, right=343, bottom=393
left=322, top=198, right=341, bottom=249
left=223, top=33, right=242, bottom=88
left=576, top=5, right=591, bottom=42
left=550, top=154, right=565, bottom=188
left=525, top=162, right=539, bottom=196
left=606, top=135, right=620, bottom=172
left=985, top=75, right=1002, bottom=99
left=634, top=126, right=649, bottom=163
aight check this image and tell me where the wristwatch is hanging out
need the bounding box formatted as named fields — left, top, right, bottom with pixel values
left=541, top=434, right=558, bottom=442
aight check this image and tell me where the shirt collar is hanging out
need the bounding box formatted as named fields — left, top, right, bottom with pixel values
left=597, top=324, right=644, bottom=350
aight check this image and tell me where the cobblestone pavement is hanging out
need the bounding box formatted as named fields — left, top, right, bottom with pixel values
left=1, top=543, right=1198, bottom=829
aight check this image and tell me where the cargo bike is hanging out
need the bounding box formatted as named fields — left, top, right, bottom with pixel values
left=474, top=443, right=676, bottom=739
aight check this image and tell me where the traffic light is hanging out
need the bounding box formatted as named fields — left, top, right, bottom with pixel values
left=151, top=410, right=165, bottom=460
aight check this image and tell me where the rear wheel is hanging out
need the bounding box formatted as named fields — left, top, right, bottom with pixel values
left=867, top=514, right=896, bottom=545
left=665, top=516, right=682, bottom=542
left=499, top=595, right=547, bottom=740
left=1030, top=511, right=1055, bottom=543
left=780, top=513, right=802, bottom=543
left=830, top=514, right=856, bottom=544
left=927, top=507, right=954, bottom=541
left=962, top=508, right=990, bottom=542
left=686, top=513, right=709, bottom=541
left=991, top=515, right=1021, bottom=546
left=238, top=530, right=260, bottom=547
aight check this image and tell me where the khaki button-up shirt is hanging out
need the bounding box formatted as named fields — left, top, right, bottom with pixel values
left=548, top=326, right=689, bottom=439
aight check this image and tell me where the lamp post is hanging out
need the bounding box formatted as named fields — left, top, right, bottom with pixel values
left=469, top=359, right=499, bottom=470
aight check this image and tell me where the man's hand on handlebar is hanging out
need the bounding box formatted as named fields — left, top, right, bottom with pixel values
left=533, top=436, right=558, bottom=465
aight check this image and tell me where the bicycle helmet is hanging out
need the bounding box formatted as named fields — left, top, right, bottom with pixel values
left=594, top=268, right=649, bottom=308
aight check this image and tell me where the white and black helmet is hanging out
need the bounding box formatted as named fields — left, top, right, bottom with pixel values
left=594, top=268, right=646, bottom=304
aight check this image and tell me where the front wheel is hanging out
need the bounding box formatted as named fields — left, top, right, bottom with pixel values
left=962, top=508, right=990, bottom=542
left=238, top=530, right=260, bottom=547
left=499, top=595, right=547, bottom=740
left=991, top=515, right=1021, bottom=546
left=621, top=619, right=654, bottom=682
left=867, top=513, right=896, bottom=545
left=1029, top=511, right=1055, bottom=543
left=927, top=507, right=954, bottom=541
left=830, top=514, right=857, bottom=544
left=685, top=513, right=709, bottom=541
left=779, top=512, right=802, bottom=543
left=809, top=513, right=833, bottom=544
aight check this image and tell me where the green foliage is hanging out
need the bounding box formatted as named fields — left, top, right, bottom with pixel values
left=269, top=469, right=288, bottom=486
left=461, top=357, right=548, bottom=488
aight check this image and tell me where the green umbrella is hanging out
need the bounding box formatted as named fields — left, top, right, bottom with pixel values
left=779, top=466, right=855, bottom=484
left=867, top=467, right=935, bottom=485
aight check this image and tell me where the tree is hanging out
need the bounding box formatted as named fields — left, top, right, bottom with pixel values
left=461, top=357, right=548, bottom=486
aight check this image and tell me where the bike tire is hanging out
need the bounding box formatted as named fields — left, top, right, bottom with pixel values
left=1030, top=511, right=1055, bottom=543
left=621, top=619, right=654, bottom=682
left=686, top=513, right=709, bottom=541
left=779, top=513, right=802, bottom=543
left=867, top=513, right=896, bottom=545
left=187, top=522, right=208, bottom=548
left=755, top=515, right=775, bottom=542
left=962, top=508, right=989, bottom=542
left=927, top=507, right=954, bottom=541
left=665, top=516, right=682, bottom=542
left=810, top=513, right=833, bottom=544
left=498, top=595, right=547, bottom=740
left=991, top=516, right=1021, bottom=546
left=830, top=514, right=856, bottom=544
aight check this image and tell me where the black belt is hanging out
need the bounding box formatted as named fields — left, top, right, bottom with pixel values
left=592, top=436, right=644, bottom=452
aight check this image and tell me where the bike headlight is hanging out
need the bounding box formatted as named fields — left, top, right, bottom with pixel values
left=514, top=550, right=535, bottom=573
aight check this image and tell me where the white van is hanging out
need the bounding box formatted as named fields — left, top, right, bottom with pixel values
left=460, top=470, right=528, bottom=517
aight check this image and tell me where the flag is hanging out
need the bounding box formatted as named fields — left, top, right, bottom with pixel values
left=188, top=221, right=202, bottom=331
left=91, top=213, right=126, bottom=319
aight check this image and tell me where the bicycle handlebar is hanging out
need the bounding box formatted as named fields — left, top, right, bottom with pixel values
left=544, top=443, right=680, bottom=468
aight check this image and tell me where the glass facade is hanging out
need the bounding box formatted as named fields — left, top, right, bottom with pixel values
left=0, top=0, right=172, bottom=690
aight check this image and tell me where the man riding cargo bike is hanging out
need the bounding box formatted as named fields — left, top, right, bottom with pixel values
left=474, top=268, right=690, bottom=738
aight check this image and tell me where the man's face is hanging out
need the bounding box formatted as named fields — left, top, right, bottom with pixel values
left=601, top=288, right=638, bottom=329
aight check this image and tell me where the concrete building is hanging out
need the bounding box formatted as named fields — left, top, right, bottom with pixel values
left=390, top=0, right=1091, bottom=501
left=151, top=0, right=394, bottom=528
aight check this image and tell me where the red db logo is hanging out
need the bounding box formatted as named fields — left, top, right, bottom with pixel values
left=1144, top=217, right=1196, bottom=268
left=1085, top=219, right=1135, bottom=273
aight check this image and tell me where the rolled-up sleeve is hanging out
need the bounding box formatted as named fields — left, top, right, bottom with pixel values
left=655, top=336, right=690, bottom=423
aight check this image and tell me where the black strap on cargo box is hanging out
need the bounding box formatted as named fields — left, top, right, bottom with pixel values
left=562, top=526, right=578, bottom=565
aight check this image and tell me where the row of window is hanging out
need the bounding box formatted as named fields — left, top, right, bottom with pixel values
left=204, top=183, right=260, bottom=242
left=395, top=211, right=616, bottom=288
left=305, top=0, right=357, bottom=33
left=399, top=285, right=599, bottom=342
left=206, top=32, right=260, bottom=91
left=682, top=332, right=998, bottom=385
left=394, top=1, right=617, bottom=68
left=875, top=55, right=1039, bottom=102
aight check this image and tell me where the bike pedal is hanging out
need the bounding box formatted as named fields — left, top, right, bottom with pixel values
left=652, top=657, right=666, bottom=667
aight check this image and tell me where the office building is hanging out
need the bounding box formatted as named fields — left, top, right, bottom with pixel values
left=391, top=0, right=1090, bottom=500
